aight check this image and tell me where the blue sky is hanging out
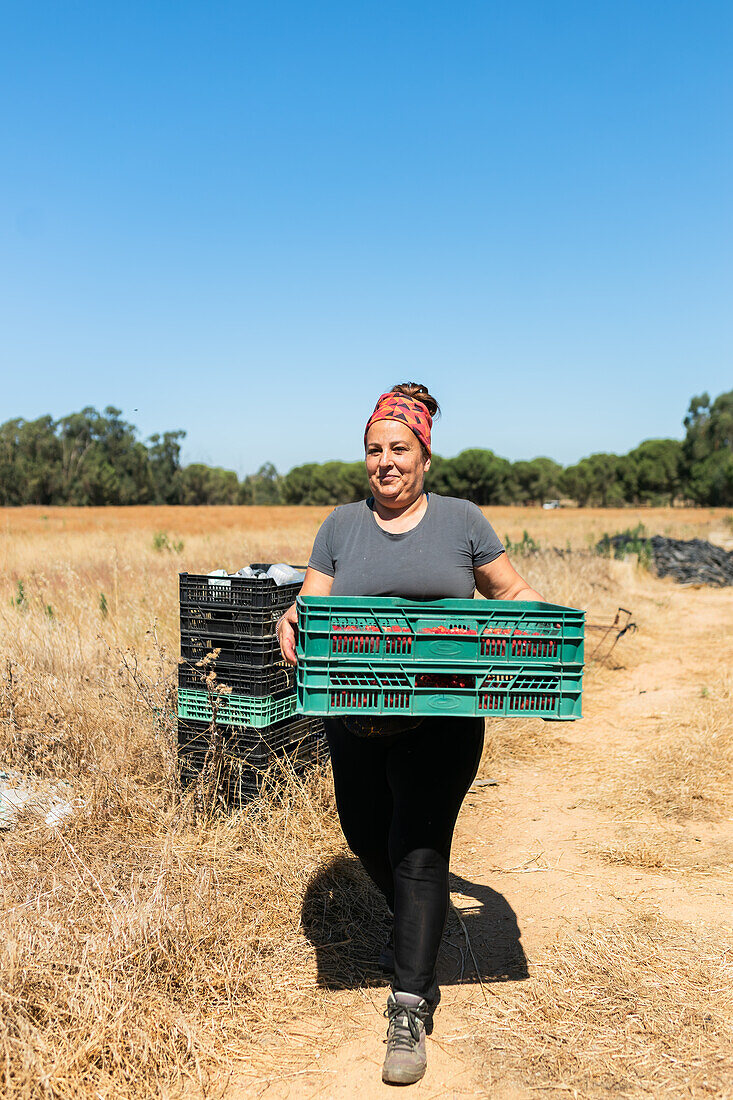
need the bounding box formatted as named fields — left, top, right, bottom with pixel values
left=1, top=2, right=731, bottom=475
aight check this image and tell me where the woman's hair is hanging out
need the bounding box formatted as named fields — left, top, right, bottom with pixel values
left=389, top=381, right=441, bottom=419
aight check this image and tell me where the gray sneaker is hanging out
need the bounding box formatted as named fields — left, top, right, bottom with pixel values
left=382, top=991, right=429, bottom=1085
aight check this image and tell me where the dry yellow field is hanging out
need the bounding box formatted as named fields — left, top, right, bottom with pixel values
left=0, top=505, right=731, bottom=1099
left=3, top=501, right=730, bottom=547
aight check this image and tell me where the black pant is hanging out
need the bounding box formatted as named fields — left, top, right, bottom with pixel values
left=325, top=716, right=484, bottom=1007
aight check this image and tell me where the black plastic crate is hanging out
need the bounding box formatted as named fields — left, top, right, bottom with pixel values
left=177, top=712, right=324, bottom=759
left=180, top=605, right=285, bottom=639
left=177, top=715, right=327, bottom=806
left=255, top=713, right=327, bottom=754
left=180, top=632, right=283, bottom=668
left=177, top=721, right=261, bottom=801
left=177, top=715, right=266, bottom=765
left=179, top=566, right=303, bottom=611
left=178, top=659, right=295, bottom=697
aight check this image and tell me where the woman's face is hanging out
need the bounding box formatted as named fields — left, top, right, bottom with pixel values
left=365, top=420, right=431, bottom=508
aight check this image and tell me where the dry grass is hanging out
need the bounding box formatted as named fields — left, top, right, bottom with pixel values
left=594, top=833, right=733, bottom=873
left=477, top=914, right=733, bottom=1098
left=631, top=693, right=733, bottom=823
left=2, top=505, right=730, bottom=593
left=595, top=835, right=688, bottom=870
left=0, top=760, right=345, bottom=1098
left=578, top=677, right=733, bottom=884
left=483, top=503, right=732, bottom=549
left=0, top=505, right=731, bottom=1097
left=511, top=546, right=618, bottom=611
left=0, top=511, right=342, bottom=1098
left=588, top=677, right=733, bottom=829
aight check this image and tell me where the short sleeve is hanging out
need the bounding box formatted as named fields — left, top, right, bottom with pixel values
left=467, top=502, right=505, bottom=567
left=308, top=510, right=337, bottom=577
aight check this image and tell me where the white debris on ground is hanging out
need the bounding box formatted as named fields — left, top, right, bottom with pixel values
left=207, top=563, right=305, bottom=586
left=0, top=769, right=76, bottom=831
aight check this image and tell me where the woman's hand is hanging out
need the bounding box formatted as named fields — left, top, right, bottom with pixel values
left=277, top=603, right=299, bottom=665
left=276, top=566, right=334, bottom=665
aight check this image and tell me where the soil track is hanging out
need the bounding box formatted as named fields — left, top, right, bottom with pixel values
left=229, top=579, right=733, bottom=1099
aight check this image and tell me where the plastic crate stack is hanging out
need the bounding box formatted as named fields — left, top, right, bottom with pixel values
left=296, top=597, right=585, bottom=721
left=177, top=567, right=327, bottom=804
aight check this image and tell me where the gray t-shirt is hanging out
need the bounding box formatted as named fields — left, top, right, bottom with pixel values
left=308, top=494, right=504, bottom=599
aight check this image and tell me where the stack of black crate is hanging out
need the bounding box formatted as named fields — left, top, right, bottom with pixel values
left=177, top=565, right=327, bottom=806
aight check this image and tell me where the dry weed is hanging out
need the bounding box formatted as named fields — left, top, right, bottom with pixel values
left=482, top=504, right=730, bottom=550
left=476, top=914, right=733, bottom=1098
left=0, top=765, right=344, bottom=1099
left=594, top=835, right=689, bottom=871
left=0, top=520, right=348, bottom=1098
left=480, top=716, right=571, bottom=766
left=593, top=831, right=733, bottom=874
left=636, top=686, right=733, bottom=822
left=511, top=547, right=618, bottom=611
left=594, top=678, right=733, bottom=826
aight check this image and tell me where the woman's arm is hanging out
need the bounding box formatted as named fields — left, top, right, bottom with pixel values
left=474, top=553, right=545, bottom=602
left=276, top=567, right=334, bottom=664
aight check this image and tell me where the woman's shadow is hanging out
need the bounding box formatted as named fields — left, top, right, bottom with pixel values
left=301, top=854, right=528, bottom=991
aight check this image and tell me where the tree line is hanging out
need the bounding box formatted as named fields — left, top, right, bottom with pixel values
left=0, top=390, right=730, bottom=507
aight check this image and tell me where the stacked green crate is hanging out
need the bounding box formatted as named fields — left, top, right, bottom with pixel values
left=296, top=596, right=585, bottom=721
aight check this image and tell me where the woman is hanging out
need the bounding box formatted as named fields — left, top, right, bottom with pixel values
left=277, top=382, right=543, bottom=1086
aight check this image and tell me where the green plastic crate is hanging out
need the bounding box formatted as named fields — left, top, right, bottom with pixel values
left=296, top=596, right=584, bottom=667
left=177, top=687, right=297, bottom=729
left=297, top=659, right=583, bottom=720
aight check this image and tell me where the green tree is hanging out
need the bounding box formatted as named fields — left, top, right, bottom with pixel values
left=281, top=463, right=319, bottom=504
left=560, top=453, right=624, bottom=507
left=0, top=419, right=27, bottom=505
left=560, top=462, right=594, bottom=507
left=423, top=453, right=450, bottom=495
left=689, top=452, right=733, bottom=505
left=18, top=416, right=63, bottom=503
left=57, top=406, right=152, bottom=505
left=179, top=464, right=240, bottom=505
left=308, top=462, right=348, bottom=505
left=683, top=390, right=733, bottom=505
left=511, top=457, right=563, bottom=504
left=441, top=449, right=515, bottom=505
left=148, top=430, right=186, bottom=504
left=625, top=439, right=683, bottom=505
left=0, top=416, right=63, bottom=504
left=239, top=462, right=283, bottom=505
left=281, top=460, right=370, bottom=505
left=589, top=454, right=624, bottom=507
left=335, top=461, right=371, bottom=501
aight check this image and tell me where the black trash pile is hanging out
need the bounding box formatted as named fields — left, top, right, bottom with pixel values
left=598, top=533, right=733, bottom=586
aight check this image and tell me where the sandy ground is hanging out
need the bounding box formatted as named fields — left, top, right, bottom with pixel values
left=222, top=578, right=733, bottom=1099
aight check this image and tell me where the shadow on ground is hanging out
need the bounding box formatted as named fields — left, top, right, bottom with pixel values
left=443, top=871, right=529, bottom=984
left=301, top=854, right=528, bottom=991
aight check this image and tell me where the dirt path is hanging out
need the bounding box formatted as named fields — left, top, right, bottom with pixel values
left=229, top=581, right=733, bottom=1099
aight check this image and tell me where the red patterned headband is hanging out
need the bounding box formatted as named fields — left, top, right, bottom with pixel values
left=364, top=391, right=433, bottom=455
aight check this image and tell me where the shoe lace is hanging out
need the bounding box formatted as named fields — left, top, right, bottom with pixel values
left=384, top=1000, right=425, bottom=1053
